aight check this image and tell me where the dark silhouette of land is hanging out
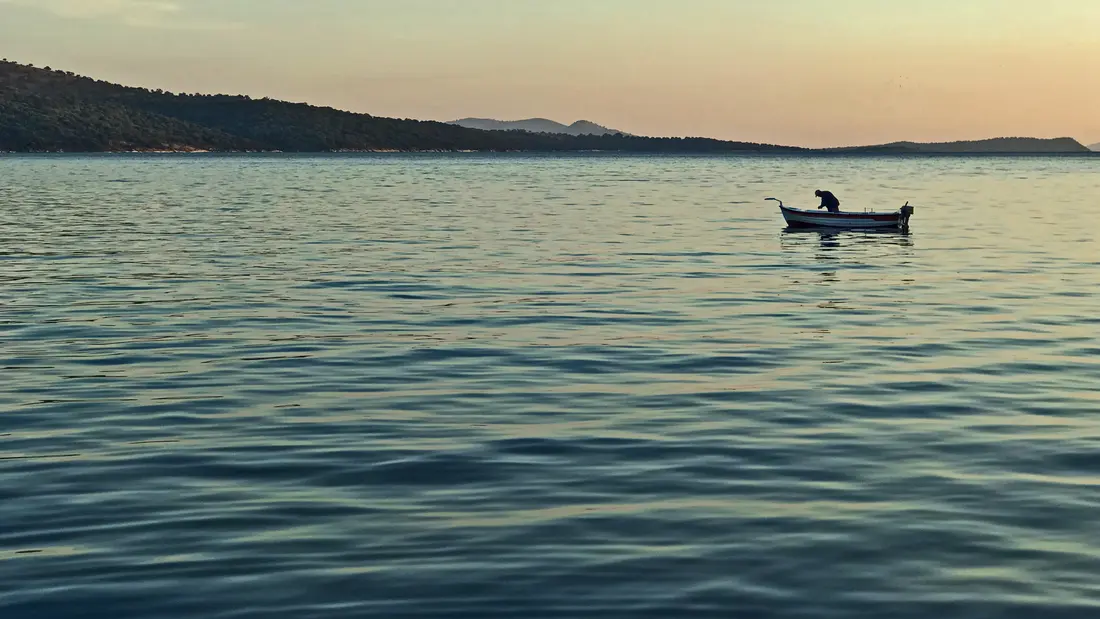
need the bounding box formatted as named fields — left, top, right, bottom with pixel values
left=826, top=138, right=1091, bottom=154
left=0, top=60, right=1092, bottom=154
left=449, top=118, right=627, bottom=136
left=0, top=61, right=795, bottom=153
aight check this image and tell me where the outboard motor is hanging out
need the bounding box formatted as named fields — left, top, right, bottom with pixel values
left=899, top=202, right=915, bottom=229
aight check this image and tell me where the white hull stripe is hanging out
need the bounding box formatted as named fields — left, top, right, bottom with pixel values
left=781, top=212, right=900, bottom=228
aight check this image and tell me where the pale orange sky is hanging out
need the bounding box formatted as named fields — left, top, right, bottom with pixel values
left=2, top=0, right=1098, bottom=147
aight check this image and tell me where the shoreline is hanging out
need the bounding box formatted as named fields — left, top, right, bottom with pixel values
left=2, top=149, right=1096, bottom=157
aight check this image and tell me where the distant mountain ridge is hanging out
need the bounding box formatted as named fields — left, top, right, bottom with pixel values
left=448, top=118, right=627, bottom=136
left=1090, top=142, right=1100, bottom=152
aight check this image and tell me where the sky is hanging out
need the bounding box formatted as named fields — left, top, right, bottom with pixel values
left=1, top=0, right=1098, bottom=148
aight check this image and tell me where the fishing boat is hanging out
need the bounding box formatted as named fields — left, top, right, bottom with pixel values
left=766, top=198, right=914, bottom=230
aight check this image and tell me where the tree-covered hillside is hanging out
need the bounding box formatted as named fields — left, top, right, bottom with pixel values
left=0, top=61, right=799, bottom=153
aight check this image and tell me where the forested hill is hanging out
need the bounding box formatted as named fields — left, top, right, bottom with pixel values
left=0, top=61, right=798, bottom=153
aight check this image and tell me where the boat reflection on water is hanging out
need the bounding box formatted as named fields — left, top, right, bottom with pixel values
left=780, top=227, right=914, bottom=251
left=779, top=228, right=915, bottom=286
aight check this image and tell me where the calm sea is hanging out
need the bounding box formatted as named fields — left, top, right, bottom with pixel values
left=2, top=154, right=1099, bottom=618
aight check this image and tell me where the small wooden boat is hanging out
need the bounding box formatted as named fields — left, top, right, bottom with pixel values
left=766, top=198, right=914, bottom=230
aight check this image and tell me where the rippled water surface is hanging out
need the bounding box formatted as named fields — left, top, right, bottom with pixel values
left=3, top=154, right=1100, bottom=618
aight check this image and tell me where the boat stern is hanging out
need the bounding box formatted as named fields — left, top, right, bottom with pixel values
left=900, top=202, right=915, bottom=228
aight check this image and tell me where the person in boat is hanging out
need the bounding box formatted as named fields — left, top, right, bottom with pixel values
left=815, top=190, right=841, bottom=213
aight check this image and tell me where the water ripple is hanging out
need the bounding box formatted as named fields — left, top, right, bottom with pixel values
left=2, top=154, right=1100, bottom=618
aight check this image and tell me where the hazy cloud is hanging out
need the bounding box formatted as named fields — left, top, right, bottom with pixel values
left=0, top=0, right=242, bottom=30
